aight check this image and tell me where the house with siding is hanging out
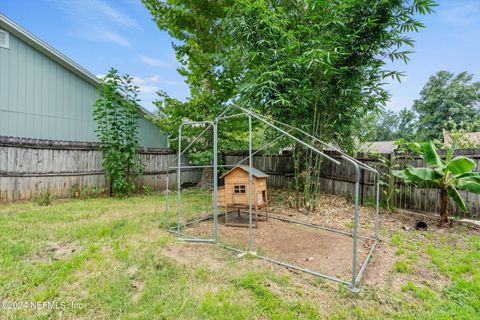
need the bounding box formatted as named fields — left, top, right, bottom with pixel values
left=0, top=13, right=168, bottom=148
left=0, top=14, right=186, bottom=201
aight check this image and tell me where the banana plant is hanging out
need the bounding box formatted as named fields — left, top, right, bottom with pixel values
left=392, top=140, right=480, bottom=226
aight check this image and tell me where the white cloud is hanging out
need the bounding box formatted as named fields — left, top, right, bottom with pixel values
left=139, top=85, right=161, bottom=94
left=132, top=76, right=146, bottom=85
left=440, top=1, right=480, bottom=27
left=146, top=75, right=183, bottom=85
left=50, top=0, right=138, bottom=47
left=439, top=1, right=480, bottom=44
left=134, top=74, right=184, bottom=92
left=158, top=79, right=184, bottom=86
left=130, top=74, right=186, bottom=110
left=140, top=56, right=171, bottom=68
left=148, top=75, right=161, bottom=82
left=94, top=28, right=131, bottom=47
left=53, top=0, right=138, bottom=29
left=88, top=0, right=138, bottom=29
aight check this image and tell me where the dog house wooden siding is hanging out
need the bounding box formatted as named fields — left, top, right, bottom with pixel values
left=214, top=165, right=269, bottom=227
left=216, top=165, right=268, bottom=208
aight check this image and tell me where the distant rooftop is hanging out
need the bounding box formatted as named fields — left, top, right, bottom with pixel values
left=444, top=132, right=480, bottom=148
left=358, top=141, right=397, bottom=154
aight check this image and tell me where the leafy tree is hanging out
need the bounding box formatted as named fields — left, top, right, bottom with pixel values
left=144, top=0, right=435, bottom=210
left=143, top=0, right=246, bottom=165
left=375, top=110, right=400, bottom=141
left=93, top=68, right=142, bottom=196
left=397, top=108, right=417, bottom=140
left=393, top=141, right=480, bottom=226
left=352, top=111, right=379, bottom=143
left=223, top=0, right=435, bottom=149
left=413, top=71, right=480, bottom=141
left=367, top=108, right=417, bottom=141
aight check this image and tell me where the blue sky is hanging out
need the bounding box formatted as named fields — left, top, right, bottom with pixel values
left=1, top=0, right=479, bottom=113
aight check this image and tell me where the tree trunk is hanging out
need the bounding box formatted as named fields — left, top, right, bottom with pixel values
left=197, top=167, right=213, bottom=189
left=439, top=188, right=449, bottom=227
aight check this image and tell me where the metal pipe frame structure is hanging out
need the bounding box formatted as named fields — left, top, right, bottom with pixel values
left=164, top=105, right=381, bottom=292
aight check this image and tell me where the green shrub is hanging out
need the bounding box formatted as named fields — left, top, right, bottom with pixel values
left=142, top=184, right=153, bottom=195
left=393, top=140, right=480, bottom=226
left=36, top=191, right=54, bottom=206
left=93, top=68, right=142, bottom=197
left=91, top=186, right=106, bottom=197
left=69, top=183, right=80, bottom=198
left=80, top=186, right=90, bottom=197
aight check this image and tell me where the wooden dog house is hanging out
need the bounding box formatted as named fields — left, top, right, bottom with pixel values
left=214, top=165, right=268, bottom=227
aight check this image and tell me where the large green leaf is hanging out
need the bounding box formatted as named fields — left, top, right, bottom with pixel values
left=405, top=167, right=443, bottom=182
left=447, top=156, right=476, bottom=175
left=455, top=172, right=480, bottom=182
left=415, top=180, right=440, bottom=189
left=454, top=178, right=480, bottom=194
left=422, top=141, right=444, bottom=168
left=392, top=169, right=433, bottom=188
left=448, top=187, right=468, bottom=212
left=392, top=170, right=410, bottom=180
left=446, top=138, right=457, bottom=163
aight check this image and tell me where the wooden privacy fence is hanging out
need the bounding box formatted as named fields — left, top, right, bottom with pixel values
left=0, top=136, right=201, bottom=201
left=222, top=150, right=480, bottom=220
left=3, top=138, right=479, bottom=220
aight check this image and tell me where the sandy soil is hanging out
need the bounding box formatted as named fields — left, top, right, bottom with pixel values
left=182, top=193, right=382, bottom=282
left=188, top=218, right=373, bottom=281
left=172, top=192, right=475, bottom=296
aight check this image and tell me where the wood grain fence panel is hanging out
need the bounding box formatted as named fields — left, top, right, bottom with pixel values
left=222, top=150, right=480, bottom=220
left=3, top=139, right=480, bottom=219
left=0, top=137, right=201, bottom=201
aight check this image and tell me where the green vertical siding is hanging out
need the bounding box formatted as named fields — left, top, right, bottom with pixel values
left=0, top=32, right=168, bottom=148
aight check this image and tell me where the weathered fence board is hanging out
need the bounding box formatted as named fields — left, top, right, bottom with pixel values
left=3, top=136, right=480, bottom=220
left=223, top=150, right=480, bottom=219
left=0, top=136, right=201, bottom=201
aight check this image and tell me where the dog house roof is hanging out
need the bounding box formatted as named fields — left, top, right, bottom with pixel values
left=220, top=165, right=268, bottom=179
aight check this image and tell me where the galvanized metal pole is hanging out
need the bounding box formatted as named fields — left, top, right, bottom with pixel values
left=375, top=173, right=380, bottom=241
left=165, top=121, right=214, bottom=171
left=237, top=105, right=377, bottom=173
left=165, top=173, right=169, bottom=227
left=351, top=162, right=361, bottom=291
left=213, top=120, right=219, bottom=242
left=248, top=113, right=253, bottom=252
left=243, top=110, right=341, bottom=165
left=177, top=126, right=182, bottom=238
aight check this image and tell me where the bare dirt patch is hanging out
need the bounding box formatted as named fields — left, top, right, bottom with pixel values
left=159, top=241, right=230, bottom=272
left=269, top=192, right=378, bottom=236
left=188, top=219, right=373, bottom=281
left=179, top=193, right=380, bottom=282
left=164, top=191, right=475, bottom=314
left=31, top=240, right=81, bottom=263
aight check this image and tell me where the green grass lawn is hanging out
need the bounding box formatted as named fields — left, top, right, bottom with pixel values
left=0, top=189, right=479, bottom=319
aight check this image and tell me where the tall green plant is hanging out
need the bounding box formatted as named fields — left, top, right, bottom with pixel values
left=93, top=68, right=142, bottom=196
left=143, top=0, right=436, bottom=212
left=393, top=141, right=480, bottom=226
